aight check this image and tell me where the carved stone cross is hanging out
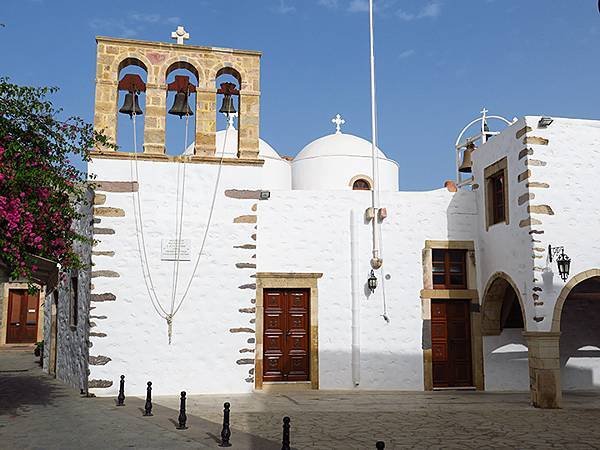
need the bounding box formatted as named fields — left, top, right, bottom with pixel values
left=332, top=114, right=345, bottom=134
left=171, top=26, right=190, bottom=45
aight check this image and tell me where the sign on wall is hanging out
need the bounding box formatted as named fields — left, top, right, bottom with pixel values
left=161, top=239, right=191, bottom=261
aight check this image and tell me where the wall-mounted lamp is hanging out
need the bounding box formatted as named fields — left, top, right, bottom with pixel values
left=538, top=117, right=554, bottom=128
left=549, top=245, right=571, bottom=282
left=368, top=270, right=378, bottom=293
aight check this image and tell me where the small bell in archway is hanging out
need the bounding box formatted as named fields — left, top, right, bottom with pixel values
left=219, top=93, right=237, bottom=115
left=458, top=142, right=475, bottom=173
left=119, top=92, right=143, bottom=117
left=168, top=91, right=194, bottom=118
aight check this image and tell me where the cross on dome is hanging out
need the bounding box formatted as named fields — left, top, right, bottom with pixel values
left=171, top=26, right=190, bottom=45
left=332, top=114, right=345, bottom=134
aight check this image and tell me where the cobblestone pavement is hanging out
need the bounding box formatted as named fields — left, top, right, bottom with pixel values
left=0, top=350, right=279, bottom=449
left=3, top=349, right=600, bottom=449
left=154, top=389, right=600, bottom=449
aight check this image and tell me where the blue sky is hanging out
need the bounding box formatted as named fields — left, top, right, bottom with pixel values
left=1, top=0, right=599, bottom=190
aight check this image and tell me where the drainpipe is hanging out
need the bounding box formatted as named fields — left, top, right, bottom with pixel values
left=350, top=210, right=361, bottom=387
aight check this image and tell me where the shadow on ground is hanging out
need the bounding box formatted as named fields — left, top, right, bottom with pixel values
left=0, top=372, right=66, bottom=416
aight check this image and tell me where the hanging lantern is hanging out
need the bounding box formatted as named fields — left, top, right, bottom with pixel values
left=368, top=270, right=378, bottom=293
left=549, top=245, right=571, bottom=282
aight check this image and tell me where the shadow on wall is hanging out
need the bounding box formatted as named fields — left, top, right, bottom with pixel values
left=483, top=330, right=529, bottom=391
left=560, top=297, right=600, bottom=391
left=318, top=350, right=425, bottom=390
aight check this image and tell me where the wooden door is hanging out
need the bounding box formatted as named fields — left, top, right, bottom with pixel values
left=263, top=289, right=310, bottom=382
left=6, top=290, right=40, bottom=344
left=431, top=300, right=473, bottom=388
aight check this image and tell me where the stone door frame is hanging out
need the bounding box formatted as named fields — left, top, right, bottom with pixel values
left=255, top=272, right=322, bottom=391
left=420, top=240, right=484, bottom=391
left=1, top=282, right=44, bottom=346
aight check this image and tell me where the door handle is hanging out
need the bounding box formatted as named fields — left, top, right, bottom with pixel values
left=286, top=330, right=292, bottom=336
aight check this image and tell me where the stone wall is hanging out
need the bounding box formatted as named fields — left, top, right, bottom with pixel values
left=93, top=37, right=261, bottom=159
left=43, top=188, right=93, bottom=391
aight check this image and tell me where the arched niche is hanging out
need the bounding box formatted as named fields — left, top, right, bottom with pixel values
left=552, top=269, right=600, bottom=332
left=481, top=272, right=525, bottom=336
left=116, top=58, right=148, bottom=153
left=552, top=272, right=600, bottom=390
left=164, top=61, right=199, bottom=155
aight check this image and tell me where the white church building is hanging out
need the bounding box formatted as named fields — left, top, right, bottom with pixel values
left=45, top=33, right=600, bottom=409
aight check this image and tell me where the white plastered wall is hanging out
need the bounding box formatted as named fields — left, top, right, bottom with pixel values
left=519, top=117, right=600, bottom=390
left=87, top=156, right=289, bottom=396
left=257, top=188, right=477, bottom=390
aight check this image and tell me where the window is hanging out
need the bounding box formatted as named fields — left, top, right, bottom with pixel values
left=352, top=179, right=371, bottom=191
left=69, top=274, right=78, bottom=328
left=432, top=249, right=467, bottom=289
left=489, top=171, right=505, bottom=224
left=484, top=157, right=508, bottom=228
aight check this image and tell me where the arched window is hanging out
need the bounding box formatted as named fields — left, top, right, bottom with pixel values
left=116, top=58, right=148, bottom=153
left=352, top=178, right=371, bottom=191
left=165, top=62, right=199, bottom=155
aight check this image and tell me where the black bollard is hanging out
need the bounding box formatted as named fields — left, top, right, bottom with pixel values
left=143, top=381, right=153, bottom=416
left=176, top=391, right=188, bottom=430
left=219, top=402, right=232, bottom=447
left=117, top=375, right=125, bottom=406
left=376, top=441, right=385, bottom=450
left=281, top=416, right=291, bottom=450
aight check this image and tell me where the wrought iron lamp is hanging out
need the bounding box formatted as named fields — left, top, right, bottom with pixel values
left=538, top=117, right=554, bottom=128
left=548, top=245, right=571, bottom=282
left=368, top=270, right=378, bottom=293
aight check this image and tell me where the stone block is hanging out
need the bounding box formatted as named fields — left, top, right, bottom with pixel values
left=518, top=170, right=532, bottom=183
left=94, top=207, right=125, bottom=217
left=528, top=205, right=555, bottom=215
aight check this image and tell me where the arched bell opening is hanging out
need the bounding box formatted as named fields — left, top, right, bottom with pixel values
left=165, top=62, right=199, bottom=155
left=116, top=60, right=147, bottom=153
left=556, top=275, right=600, bottom=390
left=481, top=273, right=529, bottom=390
left=215, top=68, right=241, bottom=139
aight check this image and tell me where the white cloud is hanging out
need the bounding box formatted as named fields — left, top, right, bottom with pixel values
left=318, top=0, right=339, bottom=8
left=348, top=0, right=397, bottom=14
left=398, top=49, right=415, bottom=58
left=89, top=12, right=183, bottom=38
left=418, top=2, right=441, bottom=19
left=348, top=0, right=369, bottom=12
left=273, top=0, right=296, bottom=14
left=397, top=1, right=442, bottom=21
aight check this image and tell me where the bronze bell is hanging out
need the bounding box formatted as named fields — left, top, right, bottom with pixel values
left=458, top=143, right=474, bottom=173
left=119, top=92, right=143, bottom=117
left=219, top=93, right=237, bottom=115
left=168, top=91, right=194, bottom=118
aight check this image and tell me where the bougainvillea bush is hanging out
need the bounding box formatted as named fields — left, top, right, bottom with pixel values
left=0, top=78, right=110, bottom=282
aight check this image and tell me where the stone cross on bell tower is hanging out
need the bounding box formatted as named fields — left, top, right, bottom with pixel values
left=171, top=26, right=190, bottom=45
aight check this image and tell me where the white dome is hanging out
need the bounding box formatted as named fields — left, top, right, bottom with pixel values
left=294, top=132, right=388, bottom=161
left=184, top=127, right=284, bottom=161
left=291, top=131, right=399, bottom=191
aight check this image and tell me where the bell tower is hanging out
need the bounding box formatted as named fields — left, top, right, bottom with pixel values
left=92, top=29, right=261, bottom=160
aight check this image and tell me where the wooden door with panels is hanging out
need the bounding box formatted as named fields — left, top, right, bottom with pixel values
left=263, top=289, right=310, bottom=382
left=431, top=299, right=473, bottom=388
left=6, top=289, right=40, bottom=344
